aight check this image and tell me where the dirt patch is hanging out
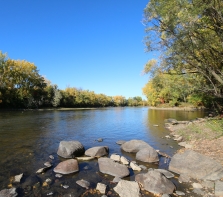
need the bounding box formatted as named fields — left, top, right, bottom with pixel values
left=167, top=118, right=223, bottom=166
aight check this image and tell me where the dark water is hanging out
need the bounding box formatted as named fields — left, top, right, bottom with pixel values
left=0, top=107, right=206, bottom=196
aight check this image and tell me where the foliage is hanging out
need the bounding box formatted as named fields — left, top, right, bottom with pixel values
left=143, top=0, right=223, bottom=109
left=0, top=52, right=46, bottom=108
left=0, top=51, right=145, bottom=109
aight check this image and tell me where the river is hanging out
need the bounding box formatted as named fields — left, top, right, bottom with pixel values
left=0, top=107, right=206, bottom=196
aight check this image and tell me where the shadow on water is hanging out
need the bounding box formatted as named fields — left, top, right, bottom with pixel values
left=0, top=107, right=206, bottom=196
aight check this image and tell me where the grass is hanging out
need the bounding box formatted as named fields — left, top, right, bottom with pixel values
left=175, top=117, right=223, bottom=141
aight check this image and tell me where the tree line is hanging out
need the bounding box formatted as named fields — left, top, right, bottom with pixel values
left=0, top=52, right=146, bottom=109
left=142, top=0, right=223, bottom=111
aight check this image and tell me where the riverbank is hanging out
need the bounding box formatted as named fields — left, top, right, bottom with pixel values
left=166, top=116, right=223, bottom=165
left=149, top=106, right=205, bottom=111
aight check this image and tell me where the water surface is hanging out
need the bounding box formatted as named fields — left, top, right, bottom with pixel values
left=0, top=107, right=206, bottom=196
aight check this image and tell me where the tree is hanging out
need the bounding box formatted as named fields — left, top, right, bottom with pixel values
left=143, top=0, right=223, bottom=101
left=0, top=54, right=46, bottom=108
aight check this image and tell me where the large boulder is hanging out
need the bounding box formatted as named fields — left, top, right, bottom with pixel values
left=136, top=147, right=159, bottom=163
left=169, top=150, right=223, bottom=180
left=114, top=180, right=141, bottom=197
left=135, top=170, right=175, bottom=195
left=98, top=157, right=129, bottom=178
left=85, top=146, right=109, bottom=157
left=54, top=159, right=79, bottom=174
left=57, top=141, right=85, bottom=158
left=121, top=140, right=152, bottom=153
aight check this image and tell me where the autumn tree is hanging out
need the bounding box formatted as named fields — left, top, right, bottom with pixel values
left=0, top=53, right=46, bottom=108
left=143, top=0, right=223, bottom=108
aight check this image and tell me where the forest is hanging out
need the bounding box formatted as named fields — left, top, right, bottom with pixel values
left=0, top=52, right=145, bottom=109
left=142, top=0, right=223, bottom=112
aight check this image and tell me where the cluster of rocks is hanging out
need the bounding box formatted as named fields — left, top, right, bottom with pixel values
left=1, top=138, right=223, bottom=197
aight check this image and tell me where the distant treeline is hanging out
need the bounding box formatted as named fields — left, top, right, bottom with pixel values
left=0, top=52, right=146, bottom=109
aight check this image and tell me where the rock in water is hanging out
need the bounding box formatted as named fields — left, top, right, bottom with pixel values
left=96, top=183, right=107, bottom=194
left=169, top=150, right=223, bottom=180
left=114, top=180, right=141, bottom=197
left=54, top=159, right=79, bottom=174
left=136, top=147, right=159, bottom=163
left=76, top=179, right=90, bottom=189
left=135, top=170, right=175, bottom=195
left=85, top=146, right=109, bottom=157
left=98, top=157, right=129, bottom=178
left=121, top=140, right=153, bottom=153
left=0, top=188, right=18, bottom=197
left=57, top=141, right=85, bottom=158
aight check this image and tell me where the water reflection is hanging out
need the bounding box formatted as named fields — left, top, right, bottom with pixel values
left=0, top=108, right=206, bottom=196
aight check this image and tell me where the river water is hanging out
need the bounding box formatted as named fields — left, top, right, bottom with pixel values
left=0, top=107, right=206, bottom=196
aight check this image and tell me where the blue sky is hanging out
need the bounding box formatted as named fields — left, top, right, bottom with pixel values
left=1, top=0, right=153, bottom=99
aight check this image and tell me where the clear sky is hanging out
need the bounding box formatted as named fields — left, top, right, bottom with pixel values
left=1, top=0, right=153, bottom=99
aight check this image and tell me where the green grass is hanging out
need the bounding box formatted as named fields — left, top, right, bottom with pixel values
left=175, top=117, right=223, bottom=141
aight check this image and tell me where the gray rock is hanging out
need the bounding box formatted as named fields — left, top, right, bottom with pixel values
left=112, top=176, right=121, bottom=183
left=178, top=142, right=187, bottom=147
left=116, top=140, right=126, bottom=145
left=49, top=155, right=54, bottom=159
left=44, top=161, right=52, bottom=167
left=57, top=141, right=85, bottom=158
left=169, top=150, right=223, bottom=180
left=85, top=146, right=109, bottom=157
left=98, top=158, right=129, bottom=178
left=121, top=140, right=152, bottom=153
left=130, top=162, right=142, bottom=171
left=110, top=154, right=120, bottom=162
left=54, top=159, right=79, bottom=174
left=215, top=180, right=223, bottom=196
left=96, top=183, right=107, bottom=194
left=76, top=179, right=90, bottom=189
left=0, top=188, right=17, bottom=197
left=135, top=170, right=175, bottom=194
left=175, top=191, right=185, bottom=195
left=202, top=180, right=214, bottom=189
left=193, top=188, right=204, bottom=195
left=178, top=174, right=190, bottom=183
left=120, top=156, right=129, bottom=165
left=162, top=195, right=170, bottom=197
left=154, top=169, right=174, bottom=179
left=192, top=183, right=203, bottom=189
left=139, top=165, right=147, bottom=170
left=14, top=173, right=23, bottom=183
left=136, top=147, right=159, bottom=163
left=114, top=180, right=141, bottom=197
left=97, top=138, right=103, bottom=142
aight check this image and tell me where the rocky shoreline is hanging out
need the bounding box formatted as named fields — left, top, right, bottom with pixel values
left=1, top=136, right=223, bottom=197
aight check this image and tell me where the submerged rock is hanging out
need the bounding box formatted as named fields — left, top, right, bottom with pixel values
left=85, top=146, right=109, bottom=157
left=169, top=150, right=223, bottom=180
left=0, top=188, right=17, bottom=197
left=98, top=158, right=129, bottom=178
left=135, top=170, right=175, bottom=195
left=57, top=141, right=85, bottom=158
left=116, top=140, right=126, bottom=145
left=114, top=180, right=141, bottom=197
left=76, top=179, right=90, bottom=189
left=54, top=159, right=79, bottom=174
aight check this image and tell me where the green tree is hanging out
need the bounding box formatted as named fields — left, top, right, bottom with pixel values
left=143, top=0, right=223, bottom=101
